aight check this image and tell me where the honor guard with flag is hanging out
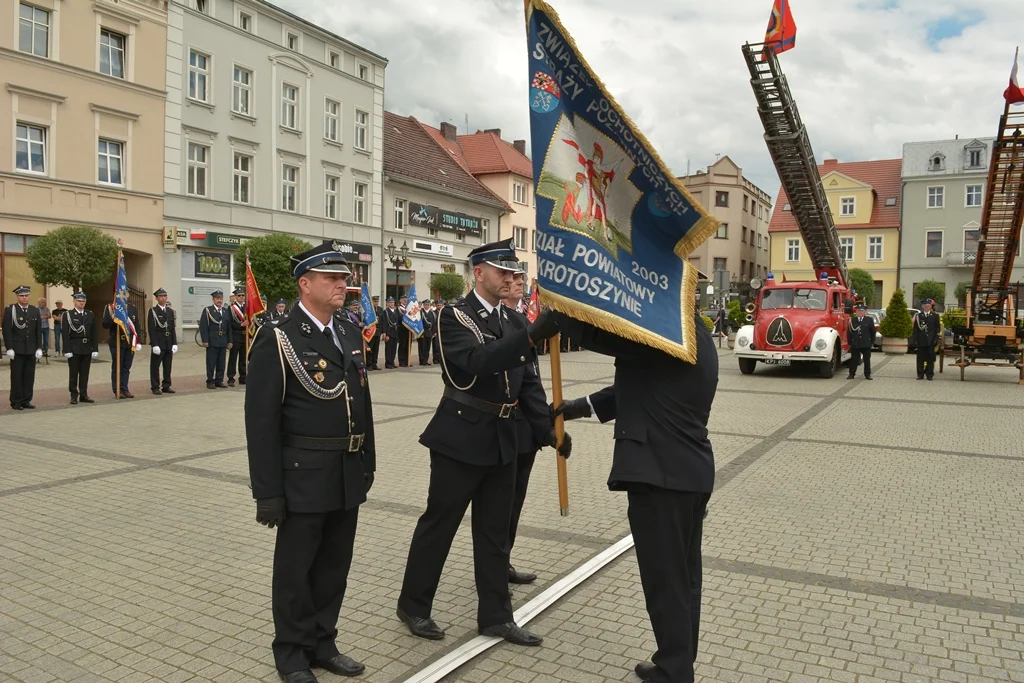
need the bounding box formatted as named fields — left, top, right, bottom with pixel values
left=228, top=287, right=248, bottom=386
left=382, top=297, right=401, bottom=368
left=397, top=295, right=411, bottom=367
left=148, top=288, right=178, bottom=395
left=245, top=242, right=375, bottom=683
left=3, top=285, right=43, bottom=409
left=244, top=259, right=268, bottom=351
left=102, top=295, right=141, bottom=399
left=62, top=292, right=98, bottom=404
left=199, top=290, right=231, bottom=389
left=368, top=295, right=383, bottom=370
left=396, top=238, right=562, bottom=647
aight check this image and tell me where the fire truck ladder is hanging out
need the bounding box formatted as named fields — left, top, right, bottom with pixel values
left=742, top=43, right=848, bottom=288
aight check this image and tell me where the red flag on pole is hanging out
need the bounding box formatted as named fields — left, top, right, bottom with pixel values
left=762, top=0, right=797, bottom=59
left=244, top=255, right=265, bottom=345
left=526, top=286, right=540, bottom=323
left=1005, top=47, right=1024, bottom=105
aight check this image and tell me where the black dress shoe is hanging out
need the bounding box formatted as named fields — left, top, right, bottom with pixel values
left=207, top=383, right=216, bottom=389
left=215, top=382, right=227, bottom=388
left=152, top=389, right=162, bottom=395
left=917, top=376, right=924, bottom=380
left=634, top=662, right=655, bottom=681
left=162, top=387, right=176, bottom=394
left=227, top=380, right=235, bottom=387
left=71, top=397, right=78, bottom=405
left=396, top=606, right=445, bottom=640
left=11, top=405, right=23, bottom=411
left=278, top=670, right=317, bottom=683
left=479, top=621, right=542, bottom=646
left=312, top=654, right=364, bottom=677
left=927, top=376, right=934, bottom=381
left=865, top=375, right=873, bottom=380
left=846, top=374, right=855, bottom=379
left=508, top=567, right=537, bottom=584
left=23, top=403, right=36, bottom=409
left=80, top=396, right=95, bottom=403
left=123, top=391, right=135, bottom=399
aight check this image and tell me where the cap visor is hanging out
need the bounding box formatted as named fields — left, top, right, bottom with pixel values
left=484, top=259, right=521, bottom=272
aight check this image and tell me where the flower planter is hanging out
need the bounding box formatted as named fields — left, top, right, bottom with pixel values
left=881, top=337, right=908, bottom=355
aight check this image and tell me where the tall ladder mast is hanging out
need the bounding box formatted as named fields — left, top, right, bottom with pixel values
left=742, top=43, right=848, bottom=288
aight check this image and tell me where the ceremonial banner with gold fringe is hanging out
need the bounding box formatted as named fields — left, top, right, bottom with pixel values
left=244, top=254, right=265, bottom=352
left=525, top=0, right=719, bottom=363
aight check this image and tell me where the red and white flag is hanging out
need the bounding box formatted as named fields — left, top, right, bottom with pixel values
left=526, top=286, right=540, bottom=323
left=1005, top=47, right=1024, bottom=105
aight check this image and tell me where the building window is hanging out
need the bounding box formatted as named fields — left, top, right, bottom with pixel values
left=713, top=257, right=727, bottom=273
left=716, top=191, right=729, bottom=207
left=840, top=236, right=854, bottom=261
left=281, top=164, right=298, bottom=212
left=186, top=142, right=208, bottom=196
left=742, top=227, right=747, bottom=243
left=329, top=51, right=340, bottom=69
left=426, top=226, right=436, bottom=237
left=786, top=238, right=800, bottom=262
left=195, top=0, right=208, bottom=13
left=238, top=11, right=252, bottom=32
left=925, top=230, right=943, bottom=258
left=964, top=229, right=979, bottom=258
left=324, top=174, right=339, bottom=219
left=358, top=63, right=369, bottom=81
left=513, top=181, right=529, bottom=205
left=98, top=139, right=123, bottom=186
left=394, top=199, right=405, bottom=230
left=480, top=218, right=489, bottom=243
left=868, top=236, right=883, bottom=261
left=286, top=32, right=299, bottom=50
left=99, top=29, right=126, bottom=78
left=513, top=226, right=527, bottom=250
left=743, top=196, right=749, bottom=213
left=457, top=233, right=466, bottom=242
left=324, top=99, right=340, bottom=141
left=715, top=223, right=728, bottom=239
left=929, top=155, right=944, bottom=171
left=756, top=233, right=762, bottom=249
left=15, top=123, right=46, bottom=175
left=968, top=149, right=983, bottom=168
left=232, top=66, right=251, bottom=115
left=354, top=110, right=368, bottom=150
left=966, top=184, right=983, bottom=207
left=353, top=181, right=367, bottom=223
left=232, top=152, right=251, bottom=204
left=188, top=50, right=210, bottom=102
left=19, top=3, right=49, bottom=57
left=927, top=186, right=944, bottom=209
left=841, top=197, right=855, bottom=216
left=281, top=84, right=298, bottom=129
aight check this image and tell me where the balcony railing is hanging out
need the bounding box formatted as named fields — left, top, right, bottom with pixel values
left=945, top=251, right=977, bottom=267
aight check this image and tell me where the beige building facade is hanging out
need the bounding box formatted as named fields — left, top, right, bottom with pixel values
left=679, top=156, right=772, bottom=284
left=0, top=0, right=168, bottom=319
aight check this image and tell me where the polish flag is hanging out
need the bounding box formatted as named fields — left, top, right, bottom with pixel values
left=1005, top=47, right=1024, bottom=105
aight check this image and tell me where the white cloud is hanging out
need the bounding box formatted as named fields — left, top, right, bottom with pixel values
left=275, top=0, right=1024, bottom=202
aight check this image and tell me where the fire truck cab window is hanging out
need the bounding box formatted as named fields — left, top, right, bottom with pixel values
left=760, top=288, right=827, bottom=310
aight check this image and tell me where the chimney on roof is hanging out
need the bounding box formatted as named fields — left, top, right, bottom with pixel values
left=484, top=128, right=502, bottom=138
left=440, top=122, right=458, bottom=142
left=513, top=139, right=526, bottom=155
left=823, top=158, right=838, bottom=167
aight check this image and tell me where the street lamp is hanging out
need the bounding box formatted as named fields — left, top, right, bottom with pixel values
left=386, top=239, right=409, bottom=298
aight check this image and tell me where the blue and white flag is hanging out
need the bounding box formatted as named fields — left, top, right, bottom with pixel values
left=359, top=283, right=377, bottom=343
left=112, top=246, right=138, bottom=351
left=402, top=284, right=424, bottom=338
left=525, top=0, right=719, bottom=363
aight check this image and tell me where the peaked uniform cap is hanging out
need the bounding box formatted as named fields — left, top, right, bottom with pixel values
left=468, top=238, right=519, bottom=272
left=211, top=290, right=224, bottom=298
left=153, top=288, right=168, bottom=296
left=73, top=292, right=87, bottom=301
left=291, top=242, right=353, bottom=279
left=13, top=285, right=30, bottom=295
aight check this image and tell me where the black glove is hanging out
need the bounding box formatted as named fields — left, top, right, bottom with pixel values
left=556, top=430, right=572, bottom=459
left=551, top=397, right=592, bottom=421
left=255, top=497, right=286, bottom=528
left=365, top=472, right=375, bottom=493
left=527, top=310, right=559, bottom=343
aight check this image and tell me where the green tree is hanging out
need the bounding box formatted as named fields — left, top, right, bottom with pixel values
left=913, top=279, right=945, bottom=307
left=727, top=299, right=745, bottom=329
left=954, top=281, right=971, bottom=304
left=847, top=268, right=876, bottom=307
left=25, top=225, right=119, bottom=291
left=879, top=288, right=913, bottom=338
left=233, top=233, right=313, bottom=305
left=429, top=272, right=466, bottom=301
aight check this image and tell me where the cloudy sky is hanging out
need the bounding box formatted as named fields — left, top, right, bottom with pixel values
left=276, top=0, right=1022, bottom=201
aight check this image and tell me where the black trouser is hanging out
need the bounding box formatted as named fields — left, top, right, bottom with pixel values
left=272, top=507, right=359, bottom=675
left=369, top=334, right=381, bottom=368
left=417, top=336, right=432, bottom=365
left=9, top=353, right=36, bottom=407
left=398, top=452, right=516, bottom=629
left=227, top=343, right=247, bottom=382
left=432, top=335, right=441, bottom=362
left=109, top=343, right=134, bottom=394
left=916, top=346, right=936, bottom=378
left=508, top=449, right=538, bottom=562
left=628, top=487, right=711, bottom=683
left=849, top=348, right=871, bottom=377
left=206, top=345, right=227, bottom=383
left=150, top=349, right=173, bottom=390
left=384, top=335, right=398, bottom=368
left=398, top=331, right=410, bottom=366
left=68, top=354, right=92, bottom=399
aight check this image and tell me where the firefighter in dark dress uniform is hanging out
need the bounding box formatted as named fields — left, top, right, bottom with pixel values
left=396, top=239, right=564, bottom=647
left=62, top=292, right=98, bottom=404
left=382, top=297, right=400, bottom=368
left=227, top=288, right=248, bottom=386
left=246, top=243, right=376, bottom=683
left=418, top=301, right=434, bottom=365
left=199, top=290, right=231, bottom=389
left=846, top=304, right=875, bottom=380
left=268, top=299, right=288, bottom=324
left=431, top=300, right=445, bottom=362
left=252, top=295, right=270, bottom=333
left=368, top=295, right=383, bottom=370
left=555, top=312, right=718, bottom=683
left=912, top=298, right=940, bottom=380
left=3, top=285, right=43, bottom=409
left=148, top=288, right=178, bottom=395
left=102, top=299, right=141, bottom=398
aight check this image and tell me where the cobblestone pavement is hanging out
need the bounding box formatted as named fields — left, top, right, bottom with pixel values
left=1, top=347, right=1022, bottom=682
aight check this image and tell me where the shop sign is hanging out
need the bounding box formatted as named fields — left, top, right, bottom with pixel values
left=320, top=239, right=374, bottom=262
left=408, top=202, right=481, bottom=236
left=194, top=251, right=232, bottom=280
left=412, top=239, right=455, bottom=257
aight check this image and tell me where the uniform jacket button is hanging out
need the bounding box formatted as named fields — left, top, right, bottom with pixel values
left=294, top=463, right=299, bottom=468
left=457, top=410, right=462, bottom=415
left=520, top=355, right=526, bottom=361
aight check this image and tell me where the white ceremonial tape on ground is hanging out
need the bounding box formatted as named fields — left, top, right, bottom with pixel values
left=397, top=534, right=636, bottom=683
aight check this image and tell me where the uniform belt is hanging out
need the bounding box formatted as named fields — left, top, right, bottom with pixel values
left=282, top=433, right=365, bottom=452
left=442, top=386, right=518, bottom=418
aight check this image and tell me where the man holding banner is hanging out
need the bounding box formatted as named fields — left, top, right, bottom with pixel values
left=525, top=1, right=720, bottom=679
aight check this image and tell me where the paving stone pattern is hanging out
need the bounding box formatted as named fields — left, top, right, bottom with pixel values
left=1, top=349, right=1022, bottom=682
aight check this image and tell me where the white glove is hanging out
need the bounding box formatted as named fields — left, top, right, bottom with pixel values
left=91, top=352, right=99, bottom=359
left=152, top=346, right=161, bottom=355
left=65, top=353, right=73, bottom=359
left=6, top=350, right=13, bottom=358
left=171, top=345, right=178, bottom=354
left=136, top=344, right=143, bottom=352
left=35, top=349, right=42, bottom=359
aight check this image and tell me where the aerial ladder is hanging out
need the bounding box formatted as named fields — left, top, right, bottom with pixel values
left=951, top=105, right=1024, bottom=382
left=741, top=42, right=848, bottom=289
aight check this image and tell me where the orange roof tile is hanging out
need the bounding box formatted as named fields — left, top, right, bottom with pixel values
left=456, top=131, right=533, bottom=178
left=768, top=158, right=903, bottom=233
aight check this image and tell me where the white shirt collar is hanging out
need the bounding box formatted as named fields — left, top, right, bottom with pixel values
left=297, top=301, right=330, bottom=333
left=474, top=289, right=499, bottom=315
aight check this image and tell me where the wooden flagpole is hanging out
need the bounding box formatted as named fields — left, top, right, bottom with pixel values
left=549, top=334, right=569, bottom=516
left=115, top=306, right=121, bottom=400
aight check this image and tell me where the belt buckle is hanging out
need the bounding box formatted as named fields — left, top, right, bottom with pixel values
left=498, top=404, right=513, bottom=419
left=348, top=434, right=364, bottom=452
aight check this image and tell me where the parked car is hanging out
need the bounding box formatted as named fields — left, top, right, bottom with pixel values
left=866, top=309, right=885, bottom=350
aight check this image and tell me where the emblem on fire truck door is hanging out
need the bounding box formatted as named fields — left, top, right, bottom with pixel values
left=766, top=317, right=794, bottom=347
